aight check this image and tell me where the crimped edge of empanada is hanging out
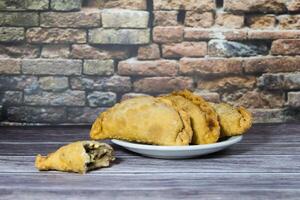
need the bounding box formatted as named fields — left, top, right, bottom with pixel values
left=171, top=89, right=221, bottom=144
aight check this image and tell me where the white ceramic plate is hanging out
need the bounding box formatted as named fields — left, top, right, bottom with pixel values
left=111, top=136, right=243, bottom=159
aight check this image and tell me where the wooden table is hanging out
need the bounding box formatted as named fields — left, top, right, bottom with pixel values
left=0, top=123, right=299, bottom=199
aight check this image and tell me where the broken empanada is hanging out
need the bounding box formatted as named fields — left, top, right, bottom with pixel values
left=35, top=141, right=115, bottom=174
left=210, top=103, right=253, bottom=137
left=166, top=90, right=220, bottom=144
left=90, top=96, right=193, bottom=146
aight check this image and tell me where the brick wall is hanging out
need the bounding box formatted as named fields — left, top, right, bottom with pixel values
left=0, top=0, right=300, bottom=125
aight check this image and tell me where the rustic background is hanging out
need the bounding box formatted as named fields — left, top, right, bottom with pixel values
left=0, top=0, right=299, bottom=125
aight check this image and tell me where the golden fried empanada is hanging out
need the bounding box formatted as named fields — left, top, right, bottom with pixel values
left=166, top=90, right=220, bottom=144
left=35, top=141, right=115, bottom=174
left=210, top=103, right=253, bottom=137
left=90, top=96, right=193, bottom=146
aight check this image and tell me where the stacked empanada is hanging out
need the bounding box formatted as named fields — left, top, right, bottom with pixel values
left=90, top=90, right=253, bottom=146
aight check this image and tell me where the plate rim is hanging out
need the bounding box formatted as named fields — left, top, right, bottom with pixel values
left=111, top=135, right=243, bottom=151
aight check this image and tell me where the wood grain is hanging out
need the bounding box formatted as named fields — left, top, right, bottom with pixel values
left=0, top=123, right=299, bottom=200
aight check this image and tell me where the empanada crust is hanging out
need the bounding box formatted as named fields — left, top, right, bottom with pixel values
left=166, top=90, right=220, bottom=144
left=35, top=141, right=115, bottom=174
left=210, top=103, right=253, bottom=137
left=90, top=96, right=192, bottom=146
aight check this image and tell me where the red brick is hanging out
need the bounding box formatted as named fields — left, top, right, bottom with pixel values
left=248, top=30, right=300, bottom=39
left=243, top=56, right=300, bottom=73
left=118, top=58, right=178, bottom=76
left=153, top=11, right=178, bottom=26
left=184, top=28, right=247, bottom=41
left=133, top=77, right=193, bottom=93
left=271, top=39, right=300, bottom=55
left=162, top=42, right=207, bottom=58
left=137, top=44, right=160, bottom=60
left=246, top=15, right=276, bottom=29
left=215, top=13, right=244, bottom=28
left=278, top=15, right=300, bottom=30
left=153, top=26, right=183, bottom=43
left=185, top=11, right=214, bottom=28
left=71, top=44, right=130, bottom=59
left=179, top=57, right=243, bottom=75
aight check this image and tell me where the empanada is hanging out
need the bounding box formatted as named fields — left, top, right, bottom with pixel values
left=210, top=103, right=253, bottom=137
left=166, top=90, right=220, bottom=144
left=90, top=96, right=193, bottom=146
left=35, top=141, right=115, bottom=174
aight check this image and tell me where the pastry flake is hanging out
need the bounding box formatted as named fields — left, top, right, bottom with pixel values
left=90, top=96, right=193, bottom=146
left=35, top=141, right=115, bottom=174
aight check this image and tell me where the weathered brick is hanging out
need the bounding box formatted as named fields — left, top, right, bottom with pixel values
left=7, top=106, right=66, bottom=123
left=89, top=28, right=150, bottom=44
left=0, top=59, right=21, bottom=74
left=179, top=58, right=243, bottom=75
left=286, top=0, right=300, bottom=11
left=70, top=76, right=132, bottom=92
left=133, top=77, right=194, bottom=93
left=258, top=73, right=300, bottom=90
left=137, top=44, right=160, bottom=60
left=89, top=0, right=147, bottom=10
left=224, top=0, right=287, bottom=13
left=250, top=109, right=285, bottom=123
left=271, top=39, right=300, bottom=55
left=87, top=91, right=116, bottom=107
left=0, top=12, right=39, bottom=27
left=246, top=15, right=276, bottom=29
left=184, top=28, right=248, bottom=41
left=222, top=89, right=285, bottom=108
left=248, top=30, right=300, bottom=39
left=26, top=28, right=86, bottom=44
left=243, top=56, right=300, bottom=73
left=102, top=9, right=149, bottom=28
left=153, top=0, right=215, bottom=11
left=22, top=59, right=82, bottom=75
left=71, top=44, right=130, bottom=60
left=0, top=0, right=48, bottom=10
left=67, top=107, right=107, bottom=123
left=278, top=15, right=300, bottom=29
left=0, top=27, right=24, bottom=42
left=185, top=12, right=214, bottom=28
left=118, top=58, right=178, bottom=76
left=153, top=26, right=183, bottom=43
left=40, top=9, right=101, bottom=28
left=215, top=13, right=244, bottom=28
left=39, top=76, right=69, bottom=92
left=83, top=60, right=114, bottom=76
left=24, top=90, right=85, bottom=106
left=197, top=76, right=256, bottom=92
left=51, top=0, right=81, bottom=11
left=0, top=75, right=38, bottom=91
left=0, top=44, right=39, bottom=58
left=153, top=11, right=178, bottom=26
left=287, top=92, right=300, bottom=107
left=208, top=40, right=268, bottom=57
left=1, top=91, right=22, bottom=105
left=193, top=90, right=220, bottom=103
left=121, top=93, right=150, bottom=101
left=162, top=42, right=207, bottom=58
left=41, top=45, right=70, bottom=59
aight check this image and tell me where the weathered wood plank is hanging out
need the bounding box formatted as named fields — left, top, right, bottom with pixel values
left=0, top=124, right=300, bottom=143
left=1, top=188, right=299, bottom=200
left=0, top=142, right=299, bottom=156
left=0, top=173, right=299, bottom=190
left=0, top=155, right=299, bottom=173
